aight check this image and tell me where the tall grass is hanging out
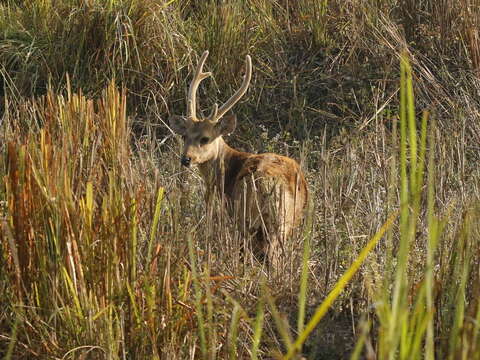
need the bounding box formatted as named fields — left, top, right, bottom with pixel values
left=1, top=0, right=480, bottom=359
left=1, top=82, right=200, bottom=358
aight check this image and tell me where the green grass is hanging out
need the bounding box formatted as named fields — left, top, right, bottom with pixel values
left=1, top=1, right=480, bottom=359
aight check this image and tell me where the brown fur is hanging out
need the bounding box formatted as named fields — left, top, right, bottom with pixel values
left=196, top=139, right=308, bottom=265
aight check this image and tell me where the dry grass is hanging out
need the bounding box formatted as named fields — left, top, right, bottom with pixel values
left=1, top=0, right=480, bottom=359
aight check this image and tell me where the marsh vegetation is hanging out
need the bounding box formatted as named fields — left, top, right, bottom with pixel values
left=1, top=1, right=480, bottom=359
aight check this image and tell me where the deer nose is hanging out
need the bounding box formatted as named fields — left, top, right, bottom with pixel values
left=181, top=156, right=191, bottom=167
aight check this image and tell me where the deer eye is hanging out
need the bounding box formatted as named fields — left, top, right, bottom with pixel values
left=200, top=137, right=210, bottom=145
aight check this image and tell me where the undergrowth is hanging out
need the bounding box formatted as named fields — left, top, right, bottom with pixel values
left=1, top=0, right=480, bottom=359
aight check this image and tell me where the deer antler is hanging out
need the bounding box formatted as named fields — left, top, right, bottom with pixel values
left=187, top=51, right=212, bottom=120
left=210, top=55, right=252, bottom=123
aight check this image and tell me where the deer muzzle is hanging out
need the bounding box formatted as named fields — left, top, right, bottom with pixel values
left=181, top=156, right=191, bottom=167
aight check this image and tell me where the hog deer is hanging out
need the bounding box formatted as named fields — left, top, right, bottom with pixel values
left=169, top=51, right=308, bottom=266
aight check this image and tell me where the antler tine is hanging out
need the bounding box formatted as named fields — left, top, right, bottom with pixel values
left=212, top=55, right=252, bottom=123
left=187, top=50, right=212, bottom=119
left=208, top=103, right=218, bottom=120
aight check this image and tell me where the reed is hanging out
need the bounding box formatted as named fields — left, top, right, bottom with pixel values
left=1, top=1, right=480, bottom=359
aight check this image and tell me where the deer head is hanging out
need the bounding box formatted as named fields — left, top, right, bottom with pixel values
left=169, top=51, right=252, bottom=167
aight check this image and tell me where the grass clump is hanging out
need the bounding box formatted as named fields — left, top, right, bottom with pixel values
left=1, top=82, right=200, bottom=358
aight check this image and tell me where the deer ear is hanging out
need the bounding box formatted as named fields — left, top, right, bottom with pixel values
left=169, top=115, right=190, bottom=135
left=216, top=114, right=237, bottom=136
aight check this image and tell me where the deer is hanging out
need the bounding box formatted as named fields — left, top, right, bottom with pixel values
left=169, top=51, right=308, bottom=267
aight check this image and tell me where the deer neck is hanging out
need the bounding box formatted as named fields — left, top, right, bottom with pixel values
left=198, top=137, right=250, bottom=198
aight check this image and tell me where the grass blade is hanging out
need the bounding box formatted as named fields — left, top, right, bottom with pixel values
left=188, top=234, right=207, bottom=359
left=284, top=210, right=399, bottom=359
